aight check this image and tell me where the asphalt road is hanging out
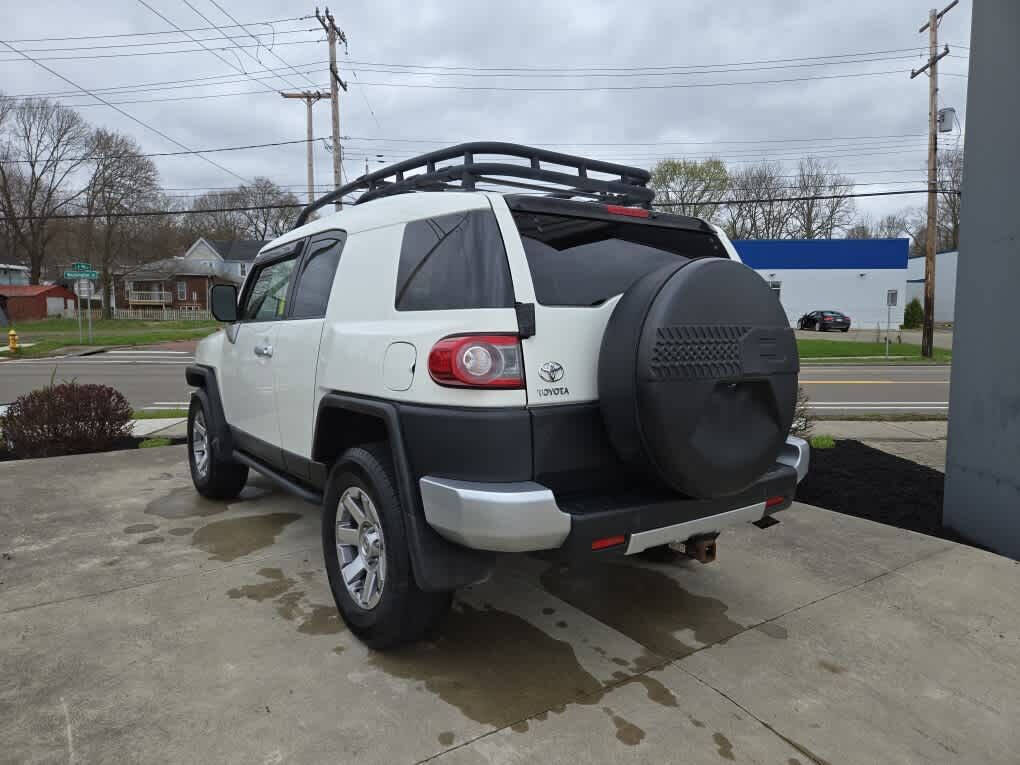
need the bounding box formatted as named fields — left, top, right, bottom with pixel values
left=800, top=364, right=950, bottom=413
left=0, top=349, right=194, bottom=412
left=2, top=350, right=950, bottom=415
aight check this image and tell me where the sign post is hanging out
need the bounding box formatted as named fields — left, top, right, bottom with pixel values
left=65, top=263, right=99, bottom=345
left=886, top=290, right=898, bottom=358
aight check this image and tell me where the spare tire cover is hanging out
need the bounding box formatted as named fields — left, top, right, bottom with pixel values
left=598, top=257, right=799, bottom=498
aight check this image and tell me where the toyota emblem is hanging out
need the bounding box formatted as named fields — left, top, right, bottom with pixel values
left=539, top=362, right=564, bottom=383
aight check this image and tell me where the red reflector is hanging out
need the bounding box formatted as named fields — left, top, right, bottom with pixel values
left=428, top=334, right=524, bottom=389
left=605, top=204, right=650, bottom=218
left=766, top=496, right=786, bottom=508
left=591, top=535, right=626, bottom=550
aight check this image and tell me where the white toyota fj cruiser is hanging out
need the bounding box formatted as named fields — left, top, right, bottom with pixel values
left=186, top=143, right=809, bottom=648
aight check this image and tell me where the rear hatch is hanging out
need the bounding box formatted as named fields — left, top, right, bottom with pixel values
left=503, top=196, right=731, bottom=406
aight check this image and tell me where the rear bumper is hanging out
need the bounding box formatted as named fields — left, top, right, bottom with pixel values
left=420, top=435, right=809, bottom=556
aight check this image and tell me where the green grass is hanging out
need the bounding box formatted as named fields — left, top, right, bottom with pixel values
left=813, top=412, right=948, bottom=422
left=138, top=437, right=173, bottom=448
left=810, top=434, right=836, bottom=450
left=131, top=408, right=188, bottom=419
left=797, top=339, right=952, bottom=363
left=3, top=320, right=220, bottom=358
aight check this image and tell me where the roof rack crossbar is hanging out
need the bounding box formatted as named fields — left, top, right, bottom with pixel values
left=294, top=142, right=653, bottom=228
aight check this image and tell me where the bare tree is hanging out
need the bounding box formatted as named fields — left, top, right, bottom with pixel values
left=788, top=157, right=855, bottom=239
left=234, top=178, right=300, bottom=239
left=187, top=189, right=247, bottom=240
left=937, top=148, right=963, bottom=251
left=650, top=158, right=729, bottom=224
left=723, top=161, right=794, bottom=239
left=0, top=96, right=93, bottom=282
left=82, top=129, right=160, bottom=317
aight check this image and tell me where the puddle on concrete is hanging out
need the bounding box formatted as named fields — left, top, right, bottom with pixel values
left=818, top=660, right=847, bottom=674
left=138, top=536, right=164, bottom=545
left=146, top=484, right=272, bottom=520
left=510, top=721, right=529, bottom=733
left=437, top=732, right=454, bottom=746
left=227, top=568, right=296, bottom=601
left=540, top=562, right=743, bottom=658
left=690, top=715, right=706, bottom=728
left=227, top=568, right=346, bottom=638
left=370, top=602, right=605, bottom=729
left=604, top=707, right=645, bottom=746
left=192, top=512, right=299, bottom=562
left=713, top=732, right=735, bottom=761
left=168, top=527, right=194, bottom=537
left=123, top=523, right=158, bottom=534
left=789, top=759, right=804, bottom=765
left=757, top=623, right=789, bottom=640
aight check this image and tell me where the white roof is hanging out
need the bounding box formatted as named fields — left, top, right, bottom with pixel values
left=0, top=263, right=30, bottom=271
left=259, top=191, right=495, bottom=255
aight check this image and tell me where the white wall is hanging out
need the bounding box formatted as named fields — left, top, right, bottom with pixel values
left=753, top=268, right=906, bottom=330
left=906, top=251, right=957, bottom=322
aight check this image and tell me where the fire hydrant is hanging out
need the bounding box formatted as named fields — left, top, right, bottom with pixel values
left=7, top=328, right=18, bottom=351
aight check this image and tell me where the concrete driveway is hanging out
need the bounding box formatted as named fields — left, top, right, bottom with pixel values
left=1, top=448, right=1016, bottom=764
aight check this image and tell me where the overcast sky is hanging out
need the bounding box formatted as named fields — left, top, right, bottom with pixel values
left=2, top=0, right=971, bottom=222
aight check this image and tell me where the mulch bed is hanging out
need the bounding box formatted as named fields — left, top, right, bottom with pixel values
left=0, top=436, right=185, bottom=462
left=798, top=439, right=978, bottom=548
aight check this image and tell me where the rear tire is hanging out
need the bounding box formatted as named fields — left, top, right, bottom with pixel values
left=841, top=327, right=849, bottom=333
left=188, top=395, right=248, bottom=500
left=322, top=443, right=452, bottom=649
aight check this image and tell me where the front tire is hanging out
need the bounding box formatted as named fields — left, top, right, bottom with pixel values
left=322, top=443, right=452, bottom=649
left=188, top=395, right=248, bottom=500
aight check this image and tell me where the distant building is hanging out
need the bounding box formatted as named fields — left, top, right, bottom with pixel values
left=906, top=250, right=957, bottom=323
left=0, top=284, right=76, bottom=321
left=115, top=238, right=266, bottom=312
left=733, top=238, right=910, bottom=330
left=0, top=263, right=30, bottom=286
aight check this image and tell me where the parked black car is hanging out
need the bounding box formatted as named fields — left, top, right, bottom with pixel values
left=798, top=310, right=851, bottom=332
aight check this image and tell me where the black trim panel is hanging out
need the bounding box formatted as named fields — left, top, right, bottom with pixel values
left=185, top=365, right=233, bottom=456
left=397, top=403, right=532, bottom=483
left=230, top=426, right=285, bottom=472
left=232, top=450, right=322, bottom=504
left=557, top=464, right=798, bottom=560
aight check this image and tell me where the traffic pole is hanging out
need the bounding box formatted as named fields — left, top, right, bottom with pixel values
left=77, top=292, right=83, bottom=344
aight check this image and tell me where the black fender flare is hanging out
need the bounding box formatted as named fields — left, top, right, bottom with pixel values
left=315, top=393, right=495, bottom=592
left=185, top=365, right=234, bottom=457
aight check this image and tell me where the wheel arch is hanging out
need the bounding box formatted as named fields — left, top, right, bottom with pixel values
left=314, top=393, right=495, bottom=592
left=185, top=365, right=233, bottom=456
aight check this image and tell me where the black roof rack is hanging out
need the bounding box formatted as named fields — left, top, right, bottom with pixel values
left=294, top=142, right=653, bottom=228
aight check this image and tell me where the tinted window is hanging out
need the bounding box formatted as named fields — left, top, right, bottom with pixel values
left=240, top=257, right=297, bottom=321
left=290, top=235, right=344, bottom=318
left=512, top=211, right=725, bottom=307
left=395, top=210, right=514, bottom=311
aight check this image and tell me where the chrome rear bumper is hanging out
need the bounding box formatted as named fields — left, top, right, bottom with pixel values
left=420, top=435, right=810, bottom=554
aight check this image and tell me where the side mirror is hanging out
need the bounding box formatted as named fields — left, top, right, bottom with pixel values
left=211, top=284, right=239, bottom=323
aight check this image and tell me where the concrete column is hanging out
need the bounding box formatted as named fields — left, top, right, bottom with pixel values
left=943, top=0, right=1020, bottom=556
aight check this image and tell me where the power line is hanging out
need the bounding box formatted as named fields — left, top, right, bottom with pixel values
left=0, top=38, right=323, bottom=62
left=2, top=188, right=958, bottom=223
left=206, top=0, right=319, bottom=91
left=0, top=38, right=248, bottom=183
left=7, top=27, right=317, bottom=53
left=3, top=16, right=309, bottom=43
left=178, top=0, right=304, bottom=92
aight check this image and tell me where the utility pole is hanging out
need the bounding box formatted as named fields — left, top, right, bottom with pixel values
left=910, top=1, right=956, bottom=358
left=316, top=7, right=348, bottom=210
left=280, top=91, right=328, bottom=204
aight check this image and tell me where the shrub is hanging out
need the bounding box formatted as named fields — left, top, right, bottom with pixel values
left=810, top=434, right=836, bottom=450
left=0, top=381, right=133, bottom=459
left=789, top=385, right=813, bottom=439
left=903, top=298, right=923, bottom=329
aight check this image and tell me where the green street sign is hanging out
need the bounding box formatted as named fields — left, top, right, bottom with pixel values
left=70, top=262, right=93, bottom=271
left=64, top=270, right=98, bottom=280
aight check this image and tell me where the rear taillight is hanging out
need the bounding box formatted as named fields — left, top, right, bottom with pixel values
left=428, top=335, right=524, bottom=389
left=605, top=204, right=650, bottom=218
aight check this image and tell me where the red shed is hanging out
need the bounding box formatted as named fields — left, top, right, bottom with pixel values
left=0, top=284, right=76, bottom=321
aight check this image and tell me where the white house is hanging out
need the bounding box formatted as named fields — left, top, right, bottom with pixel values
left=0, top=263, right=30, bottom=285
left=733, top=238, right=910, bottom=330
left=907, top=250, right=957, bottom=323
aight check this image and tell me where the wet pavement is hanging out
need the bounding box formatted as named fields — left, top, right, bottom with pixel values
left=1, top=446, right=1017, bottom=764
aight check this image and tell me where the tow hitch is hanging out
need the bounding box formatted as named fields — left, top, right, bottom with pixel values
left=671, top=534, right=718, bottom=564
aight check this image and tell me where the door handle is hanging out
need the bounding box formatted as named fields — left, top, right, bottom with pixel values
left=253, top=344, right=274, bottom=358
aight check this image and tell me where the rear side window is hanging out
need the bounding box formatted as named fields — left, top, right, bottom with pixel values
left=512, top=211, right=725, bottom=307
left=395, top=209, right=514, bottom=311
left=290, top=234, right=344, bottom=319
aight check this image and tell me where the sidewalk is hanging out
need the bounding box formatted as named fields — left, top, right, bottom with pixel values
left=130, top=417, right=187, bottom=438
left=813, top=419, right=947, bottom=471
